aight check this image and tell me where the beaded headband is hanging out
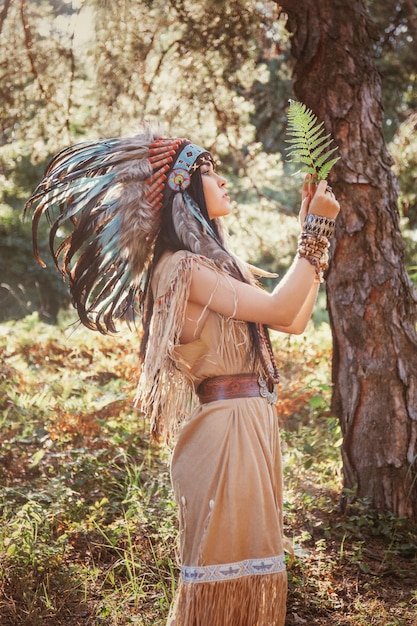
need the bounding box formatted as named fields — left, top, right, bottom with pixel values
left=145, top=139, right=208, bottom=210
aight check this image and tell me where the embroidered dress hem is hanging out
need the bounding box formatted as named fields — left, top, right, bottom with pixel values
left=181, top=554, right=285, bottom=583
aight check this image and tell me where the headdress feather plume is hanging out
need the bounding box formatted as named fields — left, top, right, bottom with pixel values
left=24, top=125, right=189, bottom=333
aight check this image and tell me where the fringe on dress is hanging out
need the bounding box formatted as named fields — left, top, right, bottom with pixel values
left=167, top=572, right=287, bottom=626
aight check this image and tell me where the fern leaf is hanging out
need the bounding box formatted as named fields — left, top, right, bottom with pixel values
left=310, top=139, right=334, bottom=161
left=305, top=122, right=325, bottom=140
left=285, top=100, right=340, bottom=179
left=302, top=166, right=319, bottom=176
left=314, top=147, right=339, bottom=169
left=286, top=148, right=312, bottom=159
left=317, top=157, right=340, bottom=181
left=307, top=127, right=329, bottom=146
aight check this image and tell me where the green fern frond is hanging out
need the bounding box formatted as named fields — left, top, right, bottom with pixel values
left=285, top=100, right=340, bottom=180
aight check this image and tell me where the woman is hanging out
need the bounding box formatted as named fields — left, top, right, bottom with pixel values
left=25, top=124, right=340, bottom=625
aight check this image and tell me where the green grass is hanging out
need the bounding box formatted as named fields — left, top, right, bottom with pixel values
left=0, top=312, right=416, bottom=625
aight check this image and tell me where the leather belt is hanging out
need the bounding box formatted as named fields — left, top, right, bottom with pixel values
left=197, top=373, right=262, bottom=404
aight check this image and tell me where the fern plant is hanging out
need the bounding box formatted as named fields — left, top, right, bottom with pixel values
left=285, top=100, right=340, bottom=180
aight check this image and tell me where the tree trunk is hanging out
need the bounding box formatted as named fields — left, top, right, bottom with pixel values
left=279, top=0, right=417, bottom=519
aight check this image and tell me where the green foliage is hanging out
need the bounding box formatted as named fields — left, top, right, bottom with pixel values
left=390, top=112, right=417, bottom=229
left=0, top=313, right=176, bottom=624
left=0, top=204, right=69, bottom=324
left=389, top=112, right=417, bottom=283
left=285, top=100, right=340, bottom=180
left=367, top=0, right=417, bottom=141
left=0, top=141, right=70, bottom=323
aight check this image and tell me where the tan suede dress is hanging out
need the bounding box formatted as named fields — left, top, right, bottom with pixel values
left=137, top=251, right=287, bottom=626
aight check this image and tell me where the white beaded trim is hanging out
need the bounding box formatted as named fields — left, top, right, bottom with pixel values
left=181, top=554, right=286, bottom=584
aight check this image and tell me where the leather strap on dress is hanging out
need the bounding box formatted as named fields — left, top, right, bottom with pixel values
left=197, top=374, right=262, bottom=404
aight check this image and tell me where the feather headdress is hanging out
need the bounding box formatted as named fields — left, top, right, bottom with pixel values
left=24, top=124, right=221, bottom=333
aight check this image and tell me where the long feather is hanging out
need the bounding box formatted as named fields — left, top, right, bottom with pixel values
left=24, top=127, right=161, bottom=333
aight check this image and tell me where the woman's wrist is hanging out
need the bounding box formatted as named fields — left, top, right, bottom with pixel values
left=297, top=231, right=330, bottom=284
left=303, top=214, right=336, bottom=239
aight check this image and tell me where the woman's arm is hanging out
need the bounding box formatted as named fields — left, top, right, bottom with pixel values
left=187, top=178, right=339, bottom=333
left=269, top=280, right=320, bottom=334
left=188, top=253, right=317, bottom=329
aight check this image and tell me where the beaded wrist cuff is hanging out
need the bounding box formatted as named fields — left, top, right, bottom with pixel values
left=297, top=231, right=330, bottom=283
left=304, top=214, right=335, bottom=239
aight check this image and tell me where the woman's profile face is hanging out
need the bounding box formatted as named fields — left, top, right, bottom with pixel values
left=200, top=161, right=232, bottom=219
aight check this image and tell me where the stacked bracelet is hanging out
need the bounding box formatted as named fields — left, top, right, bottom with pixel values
left=304, top=214, right=335, bottom=239
left=297, top=213, right=336, bottom=282
left=297, top=232, right=331, bottom=283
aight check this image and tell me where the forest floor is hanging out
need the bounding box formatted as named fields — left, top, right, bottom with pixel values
left=0, top=313, right=416, bottom=626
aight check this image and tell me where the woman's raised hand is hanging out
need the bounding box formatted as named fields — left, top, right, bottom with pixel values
left=305, top=178, right=340, bottom=220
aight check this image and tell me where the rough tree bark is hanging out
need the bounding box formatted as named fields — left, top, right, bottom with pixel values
left=279, top=0, right=417, bottom=520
